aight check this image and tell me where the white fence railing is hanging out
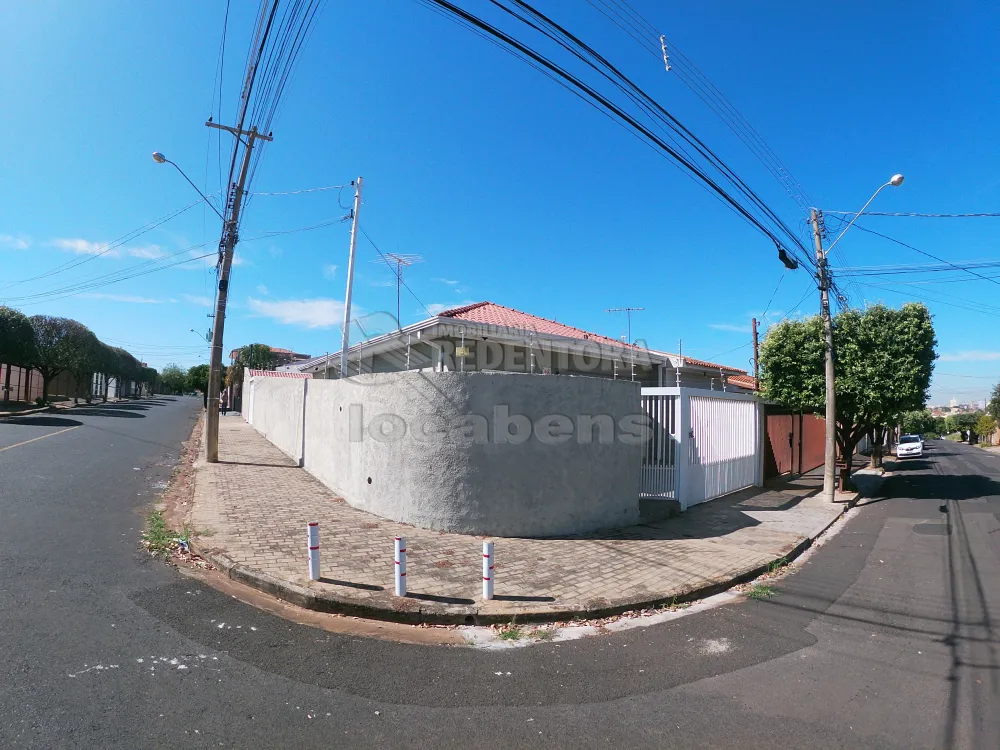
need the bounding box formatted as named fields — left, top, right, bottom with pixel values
left=640, top=387, right=762, bottom=510
left=639, top=393, right=677, bottom=498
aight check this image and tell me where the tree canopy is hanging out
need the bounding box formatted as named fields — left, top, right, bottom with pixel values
left=227, top=344, right=274, bottom=388
left=0, top=306, right=37, bottom=366
left=760, top=302, right=937, bottom=478
left=160, top=363, right=188, bottom=394
left=0, top=306, right=152, bottom=403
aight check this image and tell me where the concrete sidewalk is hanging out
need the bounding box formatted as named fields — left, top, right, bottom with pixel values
left=189, top=417, right=855, bottom=624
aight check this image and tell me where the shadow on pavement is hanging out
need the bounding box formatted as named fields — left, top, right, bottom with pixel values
left=407, top=592, right=476, bottom=605
left=65, top=408, right=144, bottom=419
left=319, top=577, right=384, bottom=592
left=0, top=416, right=82, bottom=427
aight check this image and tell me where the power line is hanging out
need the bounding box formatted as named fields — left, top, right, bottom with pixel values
left=0, top=198, right=206, bottom=291
left=250, top=184, right=347, bottom=195
left=836, top=220, right=1000, bottom=289
left=823, top=211, right=1000, bottom=218
left=415, top=0, right=814, bottom=270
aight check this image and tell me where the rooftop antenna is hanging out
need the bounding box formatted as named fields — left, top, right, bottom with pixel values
left=373, top=253, right=423, bottom=330
left=606, top=307, right=644, bottom=381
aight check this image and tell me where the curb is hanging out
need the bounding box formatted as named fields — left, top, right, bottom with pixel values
left=189, top=500, right=853, bottom=626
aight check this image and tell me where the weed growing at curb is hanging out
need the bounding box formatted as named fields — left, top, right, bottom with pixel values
left=497, top=622, right=522, bottom=641
left=747, top=583, right=777, bottom=600
left=529, top=628, right=553, bottom=641
left=142, top=510, right=188, bottom=555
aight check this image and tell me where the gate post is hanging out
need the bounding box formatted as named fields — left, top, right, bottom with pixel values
left=674, top=389, right=691, bottom=510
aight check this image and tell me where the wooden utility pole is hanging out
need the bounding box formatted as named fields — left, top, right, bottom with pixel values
left=811, top=208, right=837, bottom=502
left=204, top=122, right=272, bottom=463
left=751, top=317, right=759, bottom=389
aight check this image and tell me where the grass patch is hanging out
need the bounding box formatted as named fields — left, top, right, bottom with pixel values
left=528, top=628, right=553, bottom=641
left=142, top=510, right=187, bottom=554
left=497, top=622, right=522, bottom=641
left=747, top=583, right=777, bottom=600
left=657, top=597, right=691, bottom=612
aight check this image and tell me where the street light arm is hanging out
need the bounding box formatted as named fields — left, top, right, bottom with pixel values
left=156, top=156, right=225, bottom=221
left=823, top=179, right=897, bottom=257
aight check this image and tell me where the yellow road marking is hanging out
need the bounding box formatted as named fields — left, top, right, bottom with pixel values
left=0, top=425, right=81, bottom=453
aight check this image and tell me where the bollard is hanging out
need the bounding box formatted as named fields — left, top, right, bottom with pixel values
left=307, top=522, right=320, bottom=581
left=482, top=540, right=494, bottom=600
left=394, top=536, right=407, bottom=596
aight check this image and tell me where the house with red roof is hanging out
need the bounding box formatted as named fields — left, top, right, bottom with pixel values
left=289, top=301, right=752, bottom=392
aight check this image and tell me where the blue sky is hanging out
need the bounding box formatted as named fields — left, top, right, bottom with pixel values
left=1, top=0, right=997, bottom=405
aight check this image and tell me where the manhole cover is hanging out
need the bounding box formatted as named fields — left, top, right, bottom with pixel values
left=913, top=523, right=949, bottom=535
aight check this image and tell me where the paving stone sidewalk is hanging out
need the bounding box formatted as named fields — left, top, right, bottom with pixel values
left=189, top=416, right=850, bottom=624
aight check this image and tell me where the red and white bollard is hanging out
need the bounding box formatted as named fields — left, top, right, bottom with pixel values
left=394, top=536, right=407, bottom=596
left=482, top=540, right=494, bottom=600
left=307, top=522, right=320, bottom=581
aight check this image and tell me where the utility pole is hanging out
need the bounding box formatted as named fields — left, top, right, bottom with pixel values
left=204, top=121, right=272, bottom=463
left=751, top=317, right=759, bottom=390
left=811, top=208, right=837, bottom=502
left=340, top=177, right=363, bottom=379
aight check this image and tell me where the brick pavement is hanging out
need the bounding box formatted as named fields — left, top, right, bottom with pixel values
left=189, top=416, right=846, bottom=623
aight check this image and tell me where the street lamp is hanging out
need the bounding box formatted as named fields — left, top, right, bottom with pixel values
left=811, top=173, right=904, bottom=503
left=823, top=174, right=904, bottom=258
left=151, top=152, right=225, bottom=221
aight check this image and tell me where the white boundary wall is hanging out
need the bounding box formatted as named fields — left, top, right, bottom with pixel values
left=248, top=371, right=643, bottom=537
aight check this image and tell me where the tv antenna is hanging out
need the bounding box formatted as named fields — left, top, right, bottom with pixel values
left=374, top=253, right=423, bottom=329
left=605, top=307, right=644, bottom=346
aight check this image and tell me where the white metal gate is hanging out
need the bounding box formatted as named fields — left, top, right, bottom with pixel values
left=639, top=386, right=761, bottom=509
left=687, top=394, right=758, bottom=505
left=640, top=393, right=677, bottom=498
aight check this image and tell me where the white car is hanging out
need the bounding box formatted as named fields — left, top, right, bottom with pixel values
left=897, top=434, right=924, bottom=459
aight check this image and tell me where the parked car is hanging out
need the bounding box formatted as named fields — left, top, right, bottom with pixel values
left=897, top=434, right=924, bottom=459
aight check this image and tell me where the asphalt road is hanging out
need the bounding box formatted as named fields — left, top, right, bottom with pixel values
left=1, top=402, right=998, bottom=749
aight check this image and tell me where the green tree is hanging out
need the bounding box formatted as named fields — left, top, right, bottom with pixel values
left=759, top=302, right=937, bottom=483
left=947, top=411, right=982, bottom=441
left=27, top=316, right=101, bottom=404
left=159, top=363, right=187, bottom=394
left=975, top=414, right=997, bottom=444
left=900, top=409, right=935, bottom=436
left=226, top=344, right=274, bottom=409
left=0, top=305, right=37, bottom=367
left=987, top=383, right=1000, bottom=422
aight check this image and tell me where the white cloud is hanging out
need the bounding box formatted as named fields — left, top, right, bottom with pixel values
left=426, top=300, right=475, bottom=316
left=247, top=297, right=347, bottom=329
left=231, top=254, right=248, bottom=267
left=256, top=284, right=269, bottom=295
left=372, top=279, right=396, bottom=288
left=81, top=293, right=163, bottom=304
left=0, top=234, right=30, bottom=250
left=128, top=245, right=166, bottom=259
left=182, top=294, right=214, bottom=307
left=433, top=277, right=459, bottom=286
left=709, top=323, right=751, bottom=333
left=939, top=351, right=1000, bottom=362
left=51, top=238, right=117, bottom=256
left=323, top=264, right=338, bottom=280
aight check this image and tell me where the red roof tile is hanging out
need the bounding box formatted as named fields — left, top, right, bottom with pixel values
left=726, top=374, right=757, bottom=389
left=436, top=301, right=746, bottom=373
left=437, top=301, right=633, bottom=350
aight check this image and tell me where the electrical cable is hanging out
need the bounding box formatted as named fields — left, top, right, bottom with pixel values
left=415, top=0, right=814, bottom=269
left=0, top=198, right=207, bottom=292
